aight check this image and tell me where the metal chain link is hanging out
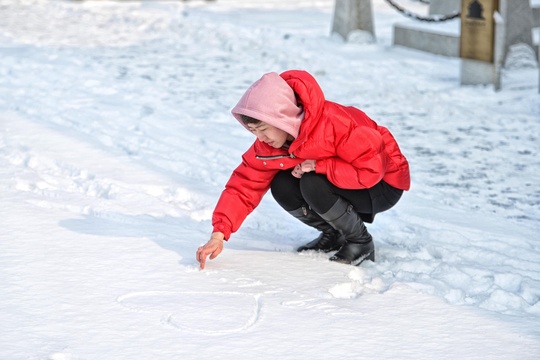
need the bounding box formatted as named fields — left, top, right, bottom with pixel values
left=384, top=0, right=461, bottom=22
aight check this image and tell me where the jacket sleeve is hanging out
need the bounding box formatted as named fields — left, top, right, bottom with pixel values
left=315, top=125, right=387, bottom=189
left=212, top=144, right=279, bottom=240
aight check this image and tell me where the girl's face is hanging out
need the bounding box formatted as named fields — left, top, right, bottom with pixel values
left=247, top=121, right=294, bottom=148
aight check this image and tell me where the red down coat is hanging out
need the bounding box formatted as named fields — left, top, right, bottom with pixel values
left=212, top=70, right=410, bottom=240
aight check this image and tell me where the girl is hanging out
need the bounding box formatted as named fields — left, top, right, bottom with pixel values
left=196, top=70, right=410, bottom=269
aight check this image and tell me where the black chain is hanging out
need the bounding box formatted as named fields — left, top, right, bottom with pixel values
left=384, top=0, right=461, bottom=22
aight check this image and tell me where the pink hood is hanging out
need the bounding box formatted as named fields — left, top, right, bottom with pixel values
left=231, top=72, right=305, bottom=138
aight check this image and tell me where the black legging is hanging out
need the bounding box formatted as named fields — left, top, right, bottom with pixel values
left=270, top=171, right=403, bottom=222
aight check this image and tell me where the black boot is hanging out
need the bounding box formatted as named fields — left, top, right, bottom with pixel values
left=318, top=198, right=375, bottom=265
left=288, top=205, right=346, bottom=253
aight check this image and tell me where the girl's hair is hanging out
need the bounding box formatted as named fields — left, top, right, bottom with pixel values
left=240, top=114, right=262, bottom=126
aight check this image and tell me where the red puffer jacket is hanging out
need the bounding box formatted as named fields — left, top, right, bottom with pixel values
left=212, top=70, right=410, bottom=240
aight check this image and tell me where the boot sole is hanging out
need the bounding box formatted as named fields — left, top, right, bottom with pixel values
left=297, top=245, right=343, bottom=253
left=352, top=250, right=375, bottom=266
left=330, top=250, right=375, bottom=266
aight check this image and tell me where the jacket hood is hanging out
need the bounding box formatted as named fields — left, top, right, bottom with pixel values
left=280, top=70, right=326, bottom=132
left=231, top=72, right=304, bottom=138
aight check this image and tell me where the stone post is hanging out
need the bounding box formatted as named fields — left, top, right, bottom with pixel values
left=498, top=0, right=536, bottom=65
left=331, top=0, right=375, bottom=41
left=493, top=11, right=506, bottom=90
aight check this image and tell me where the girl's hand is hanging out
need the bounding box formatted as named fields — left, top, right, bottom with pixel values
left=196, top=232, right=224, bottom=270
left=300, top=160, right=316, bottom=173
left=291, top=164, right=304, bottom=178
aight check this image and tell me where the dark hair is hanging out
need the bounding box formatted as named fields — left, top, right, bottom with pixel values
left=240, top=114, right=262, bottom=126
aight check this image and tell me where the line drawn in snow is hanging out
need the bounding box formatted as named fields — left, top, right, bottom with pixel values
left=117, top=291, right=262, bottom=336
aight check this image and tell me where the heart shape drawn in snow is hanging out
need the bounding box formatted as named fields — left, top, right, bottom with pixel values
left=117, top=291, right=262, bottom=336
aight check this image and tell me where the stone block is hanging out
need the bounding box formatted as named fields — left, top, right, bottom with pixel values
left=393, top=20, right=460, bottom=57
left=429, top=0, right=461, bottom=15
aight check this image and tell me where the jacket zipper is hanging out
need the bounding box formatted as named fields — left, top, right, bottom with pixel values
left=256, top=153, right=296, bottom=160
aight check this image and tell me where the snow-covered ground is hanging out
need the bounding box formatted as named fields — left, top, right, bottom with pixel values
left=1, top=0, right=539, bottom=359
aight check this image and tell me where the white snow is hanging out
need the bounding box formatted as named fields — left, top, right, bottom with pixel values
left=1, top=0, right=539, bottom=359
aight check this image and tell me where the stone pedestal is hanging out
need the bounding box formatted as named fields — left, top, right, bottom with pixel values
left=459, top=9, right=514, bottom=90
left=332, top=0, right=375, bottom=41
left=390, top=0, right=538, bottom=89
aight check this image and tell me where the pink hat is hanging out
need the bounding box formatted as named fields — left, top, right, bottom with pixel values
left=231, top=72, right=304, bottom=138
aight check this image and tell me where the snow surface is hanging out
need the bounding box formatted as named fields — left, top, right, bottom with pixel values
left=1, top=0, right=539, bottom=359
